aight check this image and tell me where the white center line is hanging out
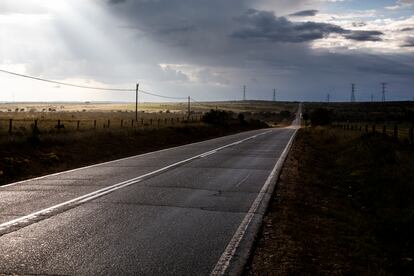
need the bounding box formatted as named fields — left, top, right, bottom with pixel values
left=0, top=130, right=271, bottom=234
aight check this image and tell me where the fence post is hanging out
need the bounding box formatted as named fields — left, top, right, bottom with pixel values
left=77, top=120, right=80, bottom=130
left=121, top=119, right=123, bottom=128
left=150, top=119, right=153, bottom=126
left=8, top=119, right=12, bottom=134
left=57, top=120, right=61, bottom=131
left=158, top=119, right=160, bottom=128
left=141, top=118, right=144, bottom=126
left=393, top=125, right=398, bottom=140
left=131, top=120, right=134, bottom=128
left=410, top=127, right=413, bottom=145
left=108, top=120, right=110, bottom=128
left=165, top=118, right=167, bottom=124
left=94, top=120, right=97, bottom=129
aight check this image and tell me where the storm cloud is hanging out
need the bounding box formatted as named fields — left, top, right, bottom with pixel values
left=0, top=0, right=413, bottom=102
left=232, top=9, right=383, bottom=43
left=289, top=9, right=319, bottom=17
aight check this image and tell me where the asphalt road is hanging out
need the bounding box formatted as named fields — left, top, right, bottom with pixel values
left=0, top=126, right=297, bottom=275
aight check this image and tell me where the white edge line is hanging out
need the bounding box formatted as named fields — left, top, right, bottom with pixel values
left=210, top=128, right=299, bottom=276
left=1, top=129, right=271, bottom=189
left=0, top=130, right=272, bottom=232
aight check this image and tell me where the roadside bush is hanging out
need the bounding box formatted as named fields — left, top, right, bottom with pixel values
left=310, top=108, right=333, bottom=126
left=202, top=109, right=232, bottom=126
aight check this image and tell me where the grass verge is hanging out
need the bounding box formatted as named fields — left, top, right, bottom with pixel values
left=245, top=128, right=414, bottom=275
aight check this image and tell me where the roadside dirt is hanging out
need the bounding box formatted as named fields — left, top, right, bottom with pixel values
left=245, top=128, right=414, bottom=275
left=244, top=129, right=350, bottom=275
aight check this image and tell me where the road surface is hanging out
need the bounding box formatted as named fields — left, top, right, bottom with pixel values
left=0, top=123, right=299, bottom=275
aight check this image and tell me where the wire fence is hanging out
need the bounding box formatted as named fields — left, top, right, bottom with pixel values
left=332, top=122, right=414, bottom=144
left=0, top=115, right=202, bottom=135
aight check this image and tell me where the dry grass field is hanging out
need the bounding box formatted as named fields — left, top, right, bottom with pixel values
left=0, top=101, right=298, bottom=134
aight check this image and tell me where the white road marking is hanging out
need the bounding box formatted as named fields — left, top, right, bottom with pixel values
left=0, top=130, right=272, bottom=233
left=235, top=173, right=251, bottom=188
left=0, top=129, right=269, bottom=189
left=210, top=128, right=298, bottom=276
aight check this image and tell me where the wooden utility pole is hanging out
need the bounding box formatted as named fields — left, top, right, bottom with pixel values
left=273, top=89, right=276, bottom=101
left=135, top=83, right=139, bottom=122
left=187, top=96, right=191, bottom=119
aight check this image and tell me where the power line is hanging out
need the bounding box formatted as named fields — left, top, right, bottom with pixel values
left=138, top=89, right=187, bottom=100
left=351, top=83, right=356, bottom=102
left=381, top=82, right=387, bottom=102
left=0, top=69, right=134, bottom=92
left=0, top=68, right=190, bottom=101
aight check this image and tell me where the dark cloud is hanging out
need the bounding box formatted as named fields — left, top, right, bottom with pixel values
left=100, top=1, right=412, bottom=100
left=344, top=30, right=383, bottom=41
left=289, top=9, right=318, bottom=17
left=401, top=27, right=414, bottom=32
left=231, top=9, right=383, bottom=43
left=108, top=0, right=126, bottom=4
left=402, top=37, right=414, bottom=47
left=232, top=9, right=346, bottom=43
left=352, top=22, right=367, bottom=28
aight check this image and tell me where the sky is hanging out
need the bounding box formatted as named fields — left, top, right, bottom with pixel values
left=0, top=0, right=413, bottom=102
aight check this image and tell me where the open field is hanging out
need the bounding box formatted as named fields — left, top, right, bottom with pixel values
left=246, top=128, right=414, bottom=275
left=304, top=101, right=414, bottom=125
left=0, top=101, right=298, bottom=134
left=0, top=100, right=298, bottom=113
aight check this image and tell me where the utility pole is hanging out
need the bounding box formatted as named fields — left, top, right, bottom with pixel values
left=273, top=89, right=276, bottom=101
left=371, top=94, right=374, bottom=103
left=351, top=83, right=356, bottom=103
left=327, top=93, right=330, bottom=103
left=187, top=96, right=191, bottom=118
left=135, top=83, right=139, bottom=121
left=381, top=82, right=387, bottom=102
left=243, top=85, right=246, bottom=101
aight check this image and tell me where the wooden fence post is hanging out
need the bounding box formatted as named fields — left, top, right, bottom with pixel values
left=107, top=120, right=110, bottom=128
left=57, top=120, right=61, bottom=131
left=77, top=120, right=80, bottom=130
left=131, top=120, right=134, bottom=128
left=94, top=120, right=97, bottom=129
left=8, top=119, right=12, bottom=134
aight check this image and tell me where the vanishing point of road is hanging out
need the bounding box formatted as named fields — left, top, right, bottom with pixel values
left=0, top=114, right=300, bottom=275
